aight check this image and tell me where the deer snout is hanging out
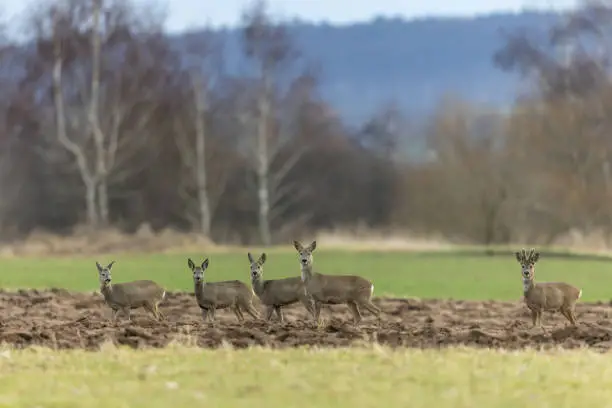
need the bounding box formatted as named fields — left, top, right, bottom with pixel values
left=301, top=258, right=308, bottom=265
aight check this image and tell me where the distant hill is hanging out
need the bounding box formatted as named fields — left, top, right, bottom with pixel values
left=175, top=10, right=562, bottom=125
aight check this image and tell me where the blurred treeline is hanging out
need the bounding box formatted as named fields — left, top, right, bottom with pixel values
left=0, top=0, right=609, bottom=246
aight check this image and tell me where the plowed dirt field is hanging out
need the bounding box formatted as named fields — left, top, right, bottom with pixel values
left=2, top=289, right=612, bottom=351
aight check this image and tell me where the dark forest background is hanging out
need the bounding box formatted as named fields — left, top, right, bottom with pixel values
left=0, top=0, right=609, bottom=247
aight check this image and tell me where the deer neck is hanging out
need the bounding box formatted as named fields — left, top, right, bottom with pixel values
left=300, top=264, right=313, bottom=283
left=523, top=277, right=535, bottom=295
left=194, top=280, right=205, bottom=291
left=100, top=283, right=113, bottom=299
left=251, top=276, right=265, bottom=295
left=194, top=280, right=207, bottom=302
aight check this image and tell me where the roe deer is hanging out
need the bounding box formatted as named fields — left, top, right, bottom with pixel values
left=515, top=248, right=582, bottom=329
left=248, top=252, right=315, bottom=322
left=188, top=257, right=259, bottom=323
left=96, top=261, right=166, bottom=322
left=293, top=240, right=381, bottom=325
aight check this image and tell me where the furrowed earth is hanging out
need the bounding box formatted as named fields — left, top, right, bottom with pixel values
left=2, top=289, right=612, bottom=351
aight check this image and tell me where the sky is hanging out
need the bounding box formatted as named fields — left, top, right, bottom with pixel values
left=1, top=0, right=580, bottom=33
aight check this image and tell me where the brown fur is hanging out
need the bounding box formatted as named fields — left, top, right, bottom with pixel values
left=96, top=261, right=166, bottom=322
left=515, top=248, right=582, bottom=328
left=293, top=240, right=381, bottom=325
left=248, top=252, right=315, bottom=322
left=188, top=258, right=259, bottom=323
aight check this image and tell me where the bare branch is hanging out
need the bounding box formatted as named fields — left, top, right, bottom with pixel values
left=105, top=103, right=124, bottom=171
left=269, top=184, right=309, bottom=222
left=173, top=117, right=195, bottom=170
left=52, top=29, right=92, bottom=184
left=270, top=146, right=308, bottom=192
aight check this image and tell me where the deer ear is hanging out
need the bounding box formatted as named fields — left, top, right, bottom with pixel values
left=96, top=262, right=103, bottom=272
left=309, top=241, right=317, bottom=252
left=107, top=261, right=115, bottom=270
left=532, top=252, right=540, bottom=263
left=293, top=241, right=303, bottom=251
left=187, top=259, right=195, bottom=270
left=247, top=252, right=254, bottom=263
left=202, top=258, right=209, bottom=269
left=259, top=253, right=267, bottom=265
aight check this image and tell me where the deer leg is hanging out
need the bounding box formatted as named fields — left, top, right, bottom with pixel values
left=245, top=303, right=260, bottom=320
left=247, top=304, right=259, bottom=320
left=233, top=305, right=245, bottom=323
left=200, top=308, right=209, bottom=323
left=155, top=303, right=166, bottom=321
left=313, top=300, right=322, bottom=324
left=571, top=309, right=578, bottom=326
left=274, top=306, right=284, bottom=323
left=347, top=301, right=362, bottom=325
left=530, top=309, right=538, bottom=327
left=110, top=308, right=119, bottom=325
left=360, top=300, right=381, bottom=319
left=144, top=303, right=159, bottom=321
left=559, top=308, right=571, bottom=326
left=264, top=305, right=275, bottom=321
left=152, top=305, right=161, bottom=321
left=567, top=307, right=578, bottom=326
left=537, top=310, right=546, bottom=331
left=209, top=307, right=217, bottom=323
left=299, top=295, right=315, bottom=319
left=123, top=307, right=131, bottom=322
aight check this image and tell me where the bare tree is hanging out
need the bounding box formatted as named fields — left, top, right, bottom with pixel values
left=189, top=71, right=211, bottom=236
left=50, top=3, right=99, bottom=226
left=89, top=0, right=108, bottom=224
left=495, top=1, right=612, bottom=242
left=0, top=136, right=18, bottom=233
left=172, top=32, right=225, bottom=237
left=421, top=96, right=513, bottom=244
left=34, top=0, right=166, bottom=228
left=0, top=0, right=491, bottom=247
left=239, top=0, right=309, bottom=245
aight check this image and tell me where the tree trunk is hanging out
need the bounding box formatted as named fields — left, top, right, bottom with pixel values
left=192, top=73, right=211, bottom=237
left=85, top=180, right=98, bottom=227
left=256, top=86, right=272, bottom=246
left=90, top=0, right=108, bottom=226
left=97, top=180, right=109, bottom=226
left=52, top=10, right=98, bottom=228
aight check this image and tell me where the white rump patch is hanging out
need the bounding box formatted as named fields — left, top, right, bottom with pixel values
left=578, top=289, right=583, bottom=298
left=371, top=284, right=374, bottom=295
left=162, top=291, right=166, bottom=299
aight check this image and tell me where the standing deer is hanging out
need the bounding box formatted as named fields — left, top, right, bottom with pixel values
left=96, top=261, right=166, bottom=322
left=515, top=248, right=582, bottom=329
left=188, top=257, right=259, bottom=323
left=293, top=240, right=381, bottom=325
left=248, top=252, right=315, bottom=322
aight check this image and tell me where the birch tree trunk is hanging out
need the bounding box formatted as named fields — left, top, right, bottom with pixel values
left=52, top=9, right=98, bottom=227
left=191, top=72, right=211, bottom=236
left=89, top=0, right=109, bottom=226
left=256, top=77, right=272, bottom=246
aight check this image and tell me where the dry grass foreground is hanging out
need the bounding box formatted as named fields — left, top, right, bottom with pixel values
left=3, top=289, right=612, bottom=351
left=0, top=345, right=611, bottom=407
left=0, top=225, right=455, bottom=257
left=4, top=225, right=612, bottom=257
